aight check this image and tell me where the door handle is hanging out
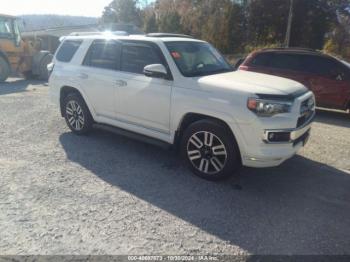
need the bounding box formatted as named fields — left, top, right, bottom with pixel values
left=78, top=73, right=89, bottom=79
left=116, top=80, right=127, bottom=87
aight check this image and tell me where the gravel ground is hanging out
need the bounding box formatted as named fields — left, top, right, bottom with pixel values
left=0, top=78, right=349, bottom=255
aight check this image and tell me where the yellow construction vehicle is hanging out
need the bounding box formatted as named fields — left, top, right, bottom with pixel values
left=0, top=14, right=52, bottom=82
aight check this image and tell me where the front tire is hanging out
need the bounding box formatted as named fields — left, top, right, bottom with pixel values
left=181, top=119, right=240, bottom=181
left=0, top=56, right=10, bottom=82
left=63, top=93, right=93, bottom=135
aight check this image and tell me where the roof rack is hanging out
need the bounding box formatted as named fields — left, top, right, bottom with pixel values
left=146, top=33, right=193, bottom=38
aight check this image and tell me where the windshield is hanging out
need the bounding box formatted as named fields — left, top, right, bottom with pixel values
left=165, top=41, right=233, bottom=77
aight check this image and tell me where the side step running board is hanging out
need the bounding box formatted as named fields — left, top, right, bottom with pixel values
left=93, top=123, right=172, bottom=150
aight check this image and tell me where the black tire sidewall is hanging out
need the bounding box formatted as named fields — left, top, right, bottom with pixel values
left=0, top=56, right=10, bottom=82
left=38, top=54, right=53, bottom=80
left=181, top=120, right=240, bottom=181
left=63, top=93, right=93, bottom=135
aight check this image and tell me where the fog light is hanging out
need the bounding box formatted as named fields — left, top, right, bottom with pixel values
left=267, top=132, right=291, bottom=142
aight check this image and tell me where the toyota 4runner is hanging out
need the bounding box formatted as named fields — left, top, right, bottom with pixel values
left=49, top=33, right=315, bottom=181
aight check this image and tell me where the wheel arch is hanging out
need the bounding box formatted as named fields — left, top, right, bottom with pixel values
left=174, top=112, right=242, bottom=163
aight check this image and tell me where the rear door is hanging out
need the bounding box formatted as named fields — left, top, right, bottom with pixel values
left=79, top=40, right=121, bottom=119
left=115, top=41, right=173, bottom=133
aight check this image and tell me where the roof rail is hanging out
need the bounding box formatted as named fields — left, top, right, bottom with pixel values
left=263, top=47, right=317, bottom=52
left=68, top=31, right=129, bottom=37
left=146, top=33, right=193, bottom=38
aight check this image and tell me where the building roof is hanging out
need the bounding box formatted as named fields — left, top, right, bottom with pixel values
left=21, top=24, right=99, bottom=38
left=0, top=14, right=17, bottom=19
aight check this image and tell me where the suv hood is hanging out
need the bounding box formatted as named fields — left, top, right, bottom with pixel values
left=198, top=70, right=308, bottom=96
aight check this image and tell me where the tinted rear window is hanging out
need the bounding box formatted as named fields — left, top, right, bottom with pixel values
left=83, top=40, right=121, bottom=70
left=56, top=40, right=82, bottom=62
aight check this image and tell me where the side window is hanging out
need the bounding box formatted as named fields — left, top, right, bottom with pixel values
left=121, top=44, right=162, bottom=74
left=251, top=53, right=273, bottom=67
left=83, top=40, right=121, bottom=70
left=303, top=55, right=348, bottom=80
left=0, top=18, right=13, bottom=38
left=269, top=54, right=303, bottom=71
left=56, top=40, right=82, bottom=62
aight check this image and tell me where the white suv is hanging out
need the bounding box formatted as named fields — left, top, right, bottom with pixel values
left=49, top=33, right=315, bottom=180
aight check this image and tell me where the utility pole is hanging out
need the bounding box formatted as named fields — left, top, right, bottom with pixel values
left=285, top=0, right=294, bottom=47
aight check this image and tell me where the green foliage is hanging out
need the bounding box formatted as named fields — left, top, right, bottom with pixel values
left=158, top=11, right=183, bottom=33
left=102, top=0, right=141, bottom=26
left=244, top=43, right=283, bottom=54
left=100, top=0, right=350, bottom=59
left=143, top=13, right=158, bottom=33
left=323, top=12, right=350, bottom=60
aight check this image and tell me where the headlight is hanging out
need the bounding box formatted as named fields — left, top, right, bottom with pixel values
left=247, top=97, right=292, bottom=117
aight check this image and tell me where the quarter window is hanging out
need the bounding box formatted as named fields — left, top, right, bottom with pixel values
left=56, top=40, right=82, bottom=62
left=0, top=18, right=13, bottom=37
left=83, top=40, right=121, bottom=70
left=121, top=44, right=162, bottom=74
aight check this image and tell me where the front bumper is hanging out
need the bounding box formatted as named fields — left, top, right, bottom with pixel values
left=263, top=111, right=315, bottom=145
left=241, top=115, right=313, bottom=168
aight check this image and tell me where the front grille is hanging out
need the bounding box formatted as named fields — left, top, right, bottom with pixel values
left=297, top=97, right=315, bottom=128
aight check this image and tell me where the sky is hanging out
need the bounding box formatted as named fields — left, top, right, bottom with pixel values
left=1, top=0, right=112, bottom=17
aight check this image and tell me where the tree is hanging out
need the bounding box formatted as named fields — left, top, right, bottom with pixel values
left=143, top=12, right=158, bottom=33
left=101, top=0, right=141, bottom=26
left=324, top=11, right=350, bottom=59
left=99, top=0, right=350, bottom=59
left=158, top=11, right=183, bottom=33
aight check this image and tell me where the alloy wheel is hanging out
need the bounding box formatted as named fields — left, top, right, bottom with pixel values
left=187, top=131, right=228, bottom=175
left=66, top=100, right=85, bottom=131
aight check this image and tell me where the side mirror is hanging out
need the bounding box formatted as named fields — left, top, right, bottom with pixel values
left=143, top=64, right=168, bottom=79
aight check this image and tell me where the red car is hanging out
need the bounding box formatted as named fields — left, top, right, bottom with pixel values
left=239, top=48, right=350, bottom=112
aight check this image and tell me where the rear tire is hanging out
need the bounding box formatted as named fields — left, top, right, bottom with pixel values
left=38, top=54, right=53, bottom=80
left=0, top=56, right=10, bottom=82
left=63, top=93, right=93, bottom=135
left=181, top=119, right=240, bottom=181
